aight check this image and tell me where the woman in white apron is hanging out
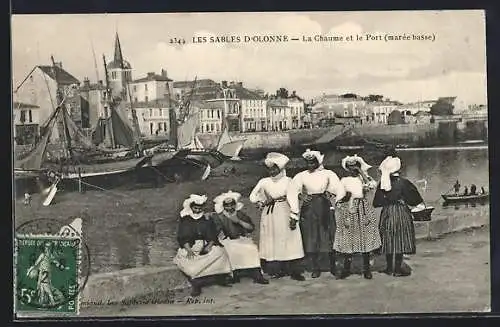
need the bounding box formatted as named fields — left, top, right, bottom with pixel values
left=334, top=155, right=381, bottom=280
left=173, top=194, right=232, bottom=296
left=249, top=152, right=305, bottom=281
left=212, top=190, right=269, bottom=284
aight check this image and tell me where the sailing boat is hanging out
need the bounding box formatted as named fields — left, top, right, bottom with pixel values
left=14, top=56, right=154, bottom=195
left=181, top=87, right=247, bottom=168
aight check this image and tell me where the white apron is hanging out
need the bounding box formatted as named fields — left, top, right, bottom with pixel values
left=220, top=236, right=261, bottom=270
left=259, top=200, right=305, bottom=261
left=173, top=240, right=232, bottom=279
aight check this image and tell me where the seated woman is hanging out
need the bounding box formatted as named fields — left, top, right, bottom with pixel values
left=212, top=190, right=269, bottom=284
left=173, top=194, right=233, bottom=297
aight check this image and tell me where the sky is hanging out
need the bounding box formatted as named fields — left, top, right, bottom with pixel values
left=11, top=10, right=487, bottom=104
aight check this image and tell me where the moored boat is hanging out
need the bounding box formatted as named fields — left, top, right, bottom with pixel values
left=441, top=193, right=489, bottom=203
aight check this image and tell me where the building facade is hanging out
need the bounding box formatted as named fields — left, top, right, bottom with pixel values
left=129, top=70, right=174, bottom=104
left=267, top=98, right=290, bottom=131
left=14, top=62, right=81, bottom=141
left=13, top=102, right=40, bottom=145
left=366, top=102, right=399, bottom=124
left=79, top=78, right=107, bottom=130
left=126, top=99, right=172, bottom=137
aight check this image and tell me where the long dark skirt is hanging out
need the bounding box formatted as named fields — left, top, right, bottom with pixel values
left=260, top=259, right=304, bottom=276
left=378, top=203, right=416, bottom=255
left=300, top=194, right=335, bottom=253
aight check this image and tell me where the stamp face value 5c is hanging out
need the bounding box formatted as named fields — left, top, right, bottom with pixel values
left=15, top=235, right=81, bottom=315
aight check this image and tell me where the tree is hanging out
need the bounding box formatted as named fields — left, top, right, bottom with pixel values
left=276, top=88, right=289, bottom=98
left=365, top=94, right=384, bottom=102
left=430, top=99, right=454, bottom=116
left=341, top=93, right=359, bottom=99
left=387, top=110, right=405, bottom=125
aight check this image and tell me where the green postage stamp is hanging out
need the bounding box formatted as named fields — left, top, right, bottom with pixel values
left=14, top=234, right=81, bottom=315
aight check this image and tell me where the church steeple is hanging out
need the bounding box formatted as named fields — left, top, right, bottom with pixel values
left=113, top=32, right=124, bottom=66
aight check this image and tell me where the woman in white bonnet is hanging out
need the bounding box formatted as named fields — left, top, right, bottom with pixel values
left=173, top=194, right=233, bottom=296
left=249, top=152, right=306, bottom=281
left=334, top=155, right=381, bottom=280
left=211, top=190, right=269, bottom=284
left=287, top=149, right=346, bottom=278
left=373, top=156, right=424, bottom=277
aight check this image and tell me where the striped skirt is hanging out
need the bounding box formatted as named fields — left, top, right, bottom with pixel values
left=378, top=203, right=416, bottom=255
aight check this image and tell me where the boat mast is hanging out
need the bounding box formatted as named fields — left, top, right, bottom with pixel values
left=50, top=55, right=73, bottom=160
left=102, top=54, right=116, bottom=149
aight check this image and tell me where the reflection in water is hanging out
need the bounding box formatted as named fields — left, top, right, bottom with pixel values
left=86, top=148, right=489, bottom=275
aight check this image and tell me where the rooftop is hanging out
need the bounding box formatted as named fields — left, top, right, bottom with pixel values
left=131, top=70, right=172, bottom=83
left=37, top=65, right=80, bottom=85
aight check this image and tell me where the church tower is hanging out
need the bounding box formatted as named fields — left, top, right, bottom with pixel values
left=107, top=33, right=133, bottom=100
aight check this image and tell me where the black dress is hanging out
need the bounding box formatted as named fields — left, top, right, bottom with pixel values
left=373, top=176, right=423, bottom=254
left=176, top=214, right=222, bottom=249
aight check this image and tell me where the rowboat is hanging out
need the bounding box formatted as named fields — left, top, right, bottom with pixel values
left=441, top=193, right=489, bottom=204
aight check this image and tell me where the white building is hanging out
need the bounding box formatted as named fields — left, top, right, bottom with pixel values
left=126, top=99, right=172, bottom=137
left=129, top=70, right=174, bottom=104
left=366, top=102, right=400, bottom=124
left=13, top=62, right=81, bottom=141
left=287, top=96, right=305, bottom=129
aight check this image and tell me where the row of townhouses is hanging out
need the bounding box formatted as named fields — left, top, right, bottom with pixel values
left=12, top=33, right=485, bottom=146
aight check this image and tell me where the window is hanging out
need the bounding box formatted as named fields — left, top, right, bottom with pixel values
left=160, top=109, right=163, bottom=117
left=133, top=85, right=137, bottom=92
left=149, top=109, right=153, bottom=117
left=145, top=84, right=148, bottom=91
left=150, top=122, right=154, bottom=135
left=217, top=110, right=221, bottom=119
left=145, top=96, right=149, bottom=103
left=163, top=122, right=167, bottom=131
left=134, top=97, right=138, bottom=103
left=210, top=123, right=214, bottom=132
left=19, top=110, right=26, bottom=123
left=111, top=71, right=116, bottom=79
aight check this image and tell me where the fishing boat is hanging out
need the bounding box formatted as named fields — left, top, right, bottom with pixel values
left=14, top=55, right=161, bottom=197
left=441, top=192, right=489, bottom=204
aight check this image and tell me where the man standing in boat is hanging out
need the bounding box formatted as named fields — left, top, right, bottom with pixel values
left=453, top=180, right=461, bottom=195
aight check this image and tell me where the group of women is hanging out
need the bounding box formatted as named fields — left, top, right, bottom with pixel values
left=173, top=149, right=425, bottom=297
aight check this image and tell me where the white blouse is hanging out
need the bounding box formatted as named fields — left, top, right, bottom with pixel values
left=287, top=168, right=346, bottom=219
left=249, top=175, right=291, bottom=204
left=341, top=176, right=364, bottom=199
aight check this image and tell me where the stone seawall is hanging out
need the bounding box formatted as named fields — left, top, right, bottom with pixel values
left=196, top=124, right=442, bottom=153
left=81, top=211, right=489, bottom=305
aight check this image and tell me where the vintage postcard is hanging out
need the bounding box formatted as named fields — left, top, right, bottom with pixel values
left=12, top=10, right=489, bottom=318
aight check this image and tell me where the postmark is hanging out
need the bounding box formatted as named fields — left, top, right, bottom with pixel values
left=15, top=234, right=81, bottom=314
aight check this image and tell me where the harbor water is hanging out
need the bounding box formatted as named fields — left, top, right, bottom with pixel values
left=15, top=147, right=490, bottom=275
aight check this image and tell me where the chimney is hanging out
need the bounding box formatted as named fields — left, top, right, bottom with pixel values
left=83, top=77, right=91, bottom=88
left=161, top=69, right=168, bottom=78
left=221, top=81, right=228, bottom=88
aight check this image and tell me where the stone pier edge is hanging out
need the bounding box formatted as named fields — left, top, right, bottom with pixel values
left=80, top=212, right=490, bottom=306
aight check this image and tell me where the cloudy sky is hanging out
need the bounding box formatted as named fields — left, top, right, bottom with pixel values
left=11, top=10, right=487, bottom=104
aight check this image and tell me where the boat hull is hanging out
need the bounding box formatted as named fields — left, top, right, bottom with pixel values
left=441, top=193, right=489, bottom=204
